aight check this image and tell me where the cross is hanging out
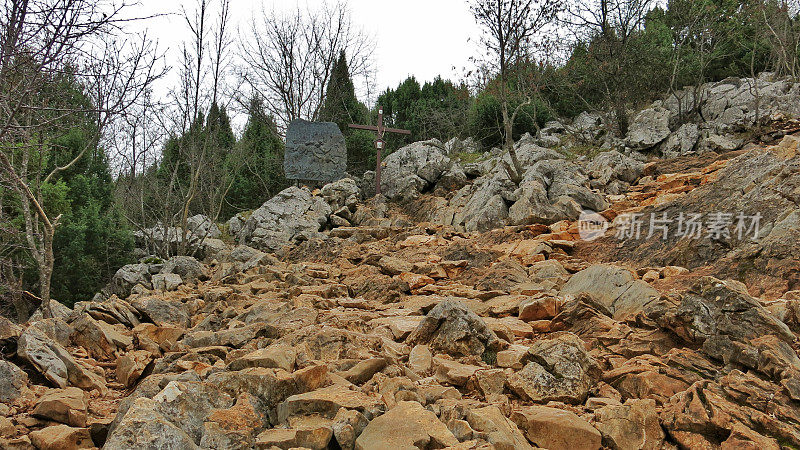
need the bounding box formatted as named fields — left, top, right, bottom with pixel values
left=349, top=107, right=411, bottom=196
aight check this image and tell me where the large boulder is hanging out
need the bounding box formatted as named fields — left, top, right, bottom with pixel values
left=104, top=397, right=199, bottom=450
left=587, top=150, right=645, bottom=195
left=70, top=314, right=131, bottom=360
left=523, top=159, right=608, bottom=212
left=449, top=177, right=514, bottom=232
left=29, top=425, right=94, bottom=450
left=32, top=387, right=88, bottom=427
left=381, top=140, right=451, bottom=200
left=507, top=332, right=601, bottom=404
left=17, top=326, right=106, bottom=392
left=508, top=179, right=583, bottom=225
left=160, top=256, right=206, bottom=282
left=595, top=399, right=665, bottom=450
left=238, top=186, right=331, bottom=251
left=186, top=214, right=221, bottom=239
left=561, top=264, right=659, bottom=320
left=660, top=123, right=699, bottom=157
left=130, top=296, right=191, bottom=329
left=701, top=75, right=800, bottom=131
left=512, top=406, right=602, bottom=450
left=107, top=264, right=152, bottom=299
left=650, top=277, right=795, bottom=370
left=407, top=300, right=502, bottom=358
left=626, top=106, right=672, bottom=150
left=321, top=177, right=360, bottom=211
left=354, top=401, right=459, bottom=450
left=568, top=111, right=606, bottom=143
left=0, top=360, right=28, bottom=403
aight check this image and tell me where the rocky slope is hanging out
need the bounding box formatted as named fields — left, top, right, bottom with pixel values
left=4, top=75, right=800, bottom=449
left=2, top=130, right=800, bottom=449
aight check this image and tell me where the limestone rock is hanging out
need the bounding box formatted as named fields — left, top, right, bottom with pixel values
left=507, top=332, right=600, bottom=404
left=355, top=401, right=459, bottom=450
left=626, top=107, right=671, bottom=150
left=561, top=264, right=659, bottom=320
left=186, top=214, right=221, bottom=239
left=466, top=405, right=532, bottom=450
left=151, top=273, right=182, bottom=291
left=104, top=397, right=199, bottom=450
left=595, top=399, right=664, bottom=450
left=33, top=387, right=88, bottom=427
left=660, top=123, right=699, bottom=157
left=29, top=425, right=93, bottom=450
left=70, top=314, right=131, bottom=360
left=651, top=277, right=795, bottom=369
left=511, top=406, right=602, bottom=450
left=381, top=140, right=452, bottom=200
left=278, top=385, right=382, bottom=423
left=227, top=344, right=296, bottom=372
left=332, top=408, right=369, bottom=450
left=407, top=300, right=502, bottom=357
left=17, top=327, right=106, bottom=392
left=116, top=350, right=153, bottom=387
left=0, top=360, right=28, bottom=403
left=130, top=295, right=190, bottom=329
left=108, top=263, right=152, bottom=298
left=238, top=186, right=332, bottom=251
left=160, top=256, right=205, bottom=282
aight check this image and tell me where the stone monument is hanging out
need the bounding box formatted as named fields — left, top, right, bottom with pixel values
left=284, top=119, right=347, bottom=184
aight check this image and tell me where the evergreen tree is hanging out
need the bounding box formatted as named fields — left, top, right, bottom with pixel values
left=8, top=74, right=134, bottom=306
left=224, top=96, right=287, bottom=217
left=318, top=51, right=372, bottom=174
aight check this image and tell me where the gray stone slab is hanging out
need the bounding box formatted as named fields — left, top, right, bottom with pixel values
left=284, top=119, right=347, bottom=183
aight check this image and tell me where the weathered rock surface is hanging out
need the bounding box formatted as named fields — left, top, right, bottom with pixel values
left=5, top=124, right=800, bottom=450
left=561, top=264, right=659, bottom=320
left=354, top=401, right=458, bottom=450
left=512, top=406, right=602, bottom=450
left=0, top=360, right=29, bottom=403
left=238, top=186, right=332, bottom=251
left=407, top=300, right=502, bottom=357
left=507, top=332, right=601, bottom=404
left=381, top=140, right=452, bottom=200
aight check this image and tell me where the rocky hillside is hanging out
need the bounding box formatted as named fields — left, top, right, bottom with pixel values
left=2, top=78, right=800, bottom=449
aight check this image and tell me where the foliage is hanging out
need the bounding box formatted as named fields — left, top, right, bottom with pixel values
left=225, top=96, right=287, bottom=217
left=319, top=51, right=374, bottom=175
left=469, top=91, right=553, bottom=149
left=378, top=76, right=472, bottom=151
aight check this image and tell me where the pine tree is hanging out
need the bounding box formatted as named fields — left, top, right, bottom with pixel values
left=224, top=96, right=287, bottom=217
left=319, top=51, right=372, bottom=174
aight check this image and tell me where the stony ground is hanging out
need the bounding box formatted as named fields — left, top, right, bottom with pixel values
left=1, top=136, right=800, bottom=449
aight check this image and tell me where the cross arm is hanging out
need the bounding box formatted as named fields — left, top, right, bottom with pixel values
left=348, top=124, right=412, bottom=135
left=348, top=124, right=379, bottom=132
left=383, top=127, right=412, bottom=135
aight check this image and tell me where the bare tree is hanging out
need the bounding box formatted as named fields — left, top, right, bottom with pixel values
left=211, top=0, right=231, bottom=105
left=561, top=0, right=658, bottom=135
left=470, top=0, right=560, bottom=183
left=0, top=0, right=161, bottom=318
left=239, top=0, right=375, bottom=131
left=117, top=0, right=242, bottom=259
left=757, top=0, right=800, bottom=79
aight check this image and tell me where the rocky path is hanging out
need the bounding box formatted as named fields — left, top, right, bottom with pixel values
left=2, top=138, right=800, bottom=449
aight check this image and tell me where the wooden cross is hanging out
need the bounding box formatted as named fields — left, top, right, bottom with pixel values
left=349, top=107, right=411, bottom=196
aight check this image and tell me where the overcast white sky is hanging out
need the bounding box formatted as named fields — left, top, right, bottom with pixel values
left=131, top=0, right=481, bottom=106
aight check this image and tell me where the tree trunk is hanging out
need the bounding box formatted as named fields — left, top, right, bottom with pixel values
left=615, top=102, right=629, bottom=136
left=501, top=99, right=523, bottom=184
left=39, top=229, right=55, bottom=319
